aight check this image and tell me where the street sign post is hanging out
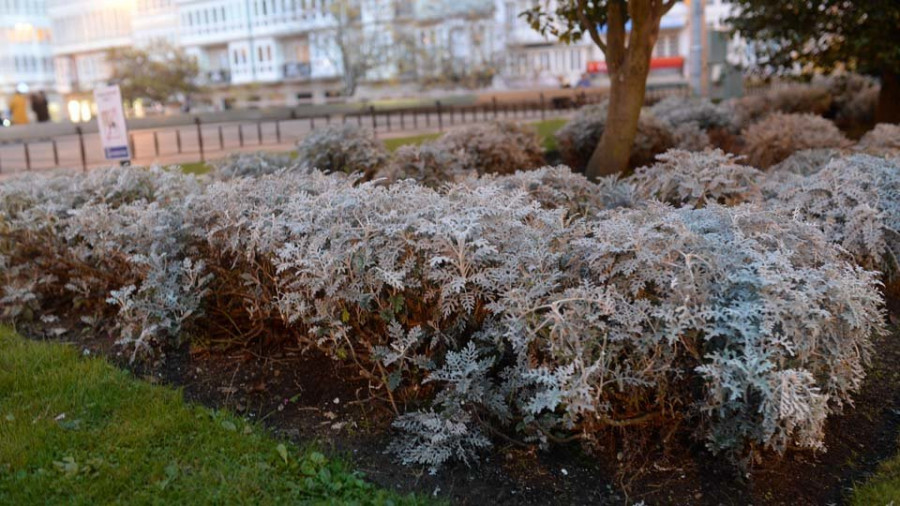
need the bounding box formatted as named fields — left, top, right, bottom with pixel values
left=93, top=84, right=131, bottom=163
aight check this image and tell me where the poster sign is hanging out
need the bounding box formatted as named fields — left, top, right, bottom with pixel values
left=93, top=84, right=131, bottom=161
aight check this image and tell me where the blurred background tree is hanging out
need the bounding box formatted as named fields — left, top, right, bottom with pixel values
left=107, top=42, right=202, bottom=108
left=729, top=0, right=900, bottom=124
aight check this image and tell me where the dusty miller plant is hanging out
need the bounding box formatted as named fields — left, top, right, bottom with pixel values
left=296, top=123, right=388, bottom=178
left=631, top=149, right=763, bottom=207
left=768, top=154, right=900, bottom=276
left=209, top=151, right=298, bottom=180
left=742, top=113, right=851, bottom=169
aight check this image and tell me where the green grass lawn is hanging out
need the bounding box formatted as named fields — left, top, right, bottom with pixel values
left=532, top=118, right=568, bottom=152
left=383, top=133, right=442, bottom=152
left=852, top=451, right=900, bottom=504
left=178, top=160, right=211, bottom=175
left=0, top=327, right=424, bottom=505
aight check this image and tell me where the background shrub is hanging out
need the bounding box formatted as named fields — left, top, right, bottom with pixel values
left=431, top=121, right=545, bottom=175
left=210, top=152, right=297, bottom=180
left=378, top=144, right=469, bottom=187
left=742, top=113, right=850, bottom=169
left=768, top=148, right=845, bottom=176
left=855, top=124, right=900, bottom=157
left=556, top=102, right=674, bottom=171
left=296, top=124, right=388, bottom=178
left=650, top=95, right=732, bottom=130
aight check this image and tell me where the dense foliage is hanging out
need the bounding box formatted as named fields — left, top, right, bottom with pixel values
left=2, top=87, right=894, bottom=475
left=741, top=113, right=850, bottom=169
left=296, top=123, right=388, bottom=178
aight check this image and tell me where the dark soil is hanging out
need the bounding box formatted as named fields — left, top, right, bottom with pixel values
left=32, top=308, right=900, bottom=506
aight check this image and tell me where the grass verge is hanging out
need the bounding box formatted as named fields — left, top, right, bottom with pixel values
left=852, top=450, right=900, bottom=504
left=0, top=327, right=424, bottom=505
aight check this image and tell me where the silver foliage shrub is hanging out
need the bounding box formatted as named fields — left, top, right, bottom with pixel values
left=768, top=148, right=845, bottom=176
left=462, top=166, right=642, bottom=216
left=855, top=124, right=900, bottom=157
left=430, top=121, right=545, bottom=175
left=742, top=113, right=851, bottom=169
left=556, top=102, right=675, bottom=170
left=0, top=166, right=206, bottom=359
left=631, top=149, right=763, bottom=207
left=377, top=143, right=470, bottom=187
left=0, top=154, right=887, bottom=473
left=209, top=151, right=297, bottom=180
left=398, top=203, right=883, bottom=468
left=296, top=123, right=388, bottom=178
left=768, top=154, right=900, bottom=275
left=670, top=122, right=712, bottom=151
left=649, top=95, right=732, bottom=130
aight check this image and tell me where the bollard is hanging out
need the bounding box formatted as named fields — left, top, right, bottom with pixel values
left=257, top=122, right=263, bottom=145
left=370, top=106, right=377, bottom=130
left=218, top=125, right=224, bottom=150
left=129, top=133, right=136, bottom=160
left=76, top=125, right=87, bottom=172
left=238, top=124, right=244, bottom=147
left=492, top=96, right=498, bottom=118
left=24, top=143, right=31, bottom=171
left=436, top=101, right=443, bottom=132
left=52, top=139, right=59, bottom=166
left=176, top=129, right=182, bottom=153
left=400, top=110, right=404, bottom=130
left=153, top=131, right=160, bottom=156
left=195, top=117, right=205, bottom=162
left=275, top=120, right=282, bottom=143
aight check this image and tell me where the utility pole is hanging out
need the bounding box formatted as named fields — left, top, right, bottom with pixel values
left=689, top=0, right=705, bottom=97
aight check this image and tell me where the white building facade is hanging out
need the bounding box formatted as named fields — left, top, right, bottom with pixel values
left=0, top=0, right=55, bottom=112
left=17, top=1, right=737, bottom=113
left=494, top=0, right=701, bottom=89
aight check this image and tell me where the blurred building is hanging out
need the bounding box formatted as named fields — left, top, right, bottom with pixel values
left=48, top=0, right=134, bottom=121
left=493, top=0, right=737, bottom=90
left=0, top=0, right=56, bottom=118
left=14, top=0, right=740, bottom=114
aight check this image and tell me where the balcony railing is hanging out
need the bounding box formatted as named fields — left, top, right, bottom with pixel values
left=207, top=69, right=231, bottom=84
left=283, top=62, right=312, bottom=80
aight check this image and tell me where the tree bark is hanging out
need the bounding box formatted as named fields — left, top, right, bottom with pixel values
left=585, top=42, right=656, bottom=179
left=585, top=62, right=651, bottom=179
left=583, top=1, right=662, bottom=180
left=876, top=69, right=900, bottom=124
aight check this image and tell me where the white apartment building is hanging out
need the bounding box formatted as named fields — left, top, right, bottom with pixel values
left=49, top=0, right=133, bottom=102
left=495, top=0, right=700, bottom=89
left=0, top=0, right=55, bottom=112
left=23, top=1, right=737, bottom=113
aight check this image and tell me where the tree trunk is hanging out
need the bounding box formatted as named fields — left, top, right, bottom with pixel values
left=876, top=69, right=900, bottom=124
left=584, top=24, right=656, bottom=180
left=585, top=66, right=651, bottom=179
